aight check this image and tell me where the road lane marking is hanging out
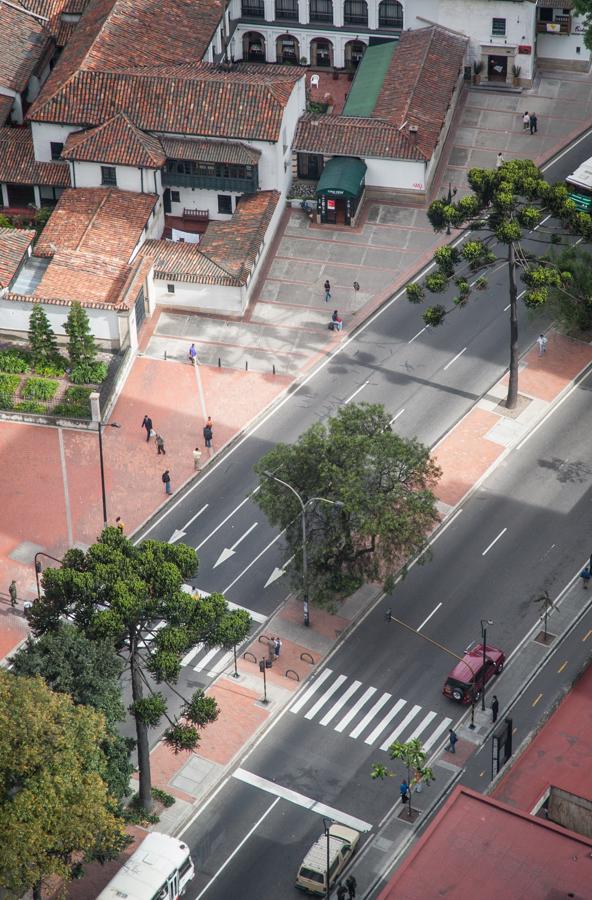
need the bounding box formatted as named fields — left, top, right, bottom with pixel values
left=515, top=368, right=592, bottom=451
left=583, top=629, right=592, bottom=642
left=389, top=408, right=405, bottom=426
left=222, top=528, right=287, bottom=595
left=407, top=711, right=437, bottom=742
left=380, top=704, right=422, bottom=751
left=345, top=379, right=371, bottom=404
left=349, top=692, right=391, bottom=739
left=541, top=127, right=592, bottom=169
left=334, top=686, right=377, bottom=732
left=408, top=327, right=427, bottom=344
left=422, top=717, right=453, bottom=752
left=290, top=668, right=334, bottom=714
left=233, top=768, right=372, bottom=833
left=364, top=699, right=406, bottom=746
left=557, top=661, right=567, bottom=673
left=443, top=347, right=467, bottom=371
left=226, top=600, right=267, bottom=624
left=532, top=693, right=543, bottom=707
left=319, top=680, right=363, bottom=726
left=408, top=508, right=463, bottom=570
left=304, top=674, right=348, bottom=720
left=213, top=521, right=259, bottom=568
left=482, top=527, right=507, bottom=556
left=184, top=504, right=209, bottom=530
left=193, top=647, right=218, bottom=672
left=533, top=213, right=551, bottom=232
left=417, top=602, right=442, bottom=632
left=181, top=641, right=204, bottom=667
left=195, top=797, right=280, bottom=899
left=195, top=493, right=257, bottom=550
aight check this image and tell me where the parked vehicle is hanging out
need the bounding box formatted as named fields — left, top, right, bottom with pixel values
left=296, top=823, right=360, bottom=894
left=442, top=642, right=505, bottom=704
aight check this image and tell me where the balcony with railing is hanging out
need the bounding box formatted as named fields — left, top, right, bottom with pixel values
left=162, top=170, right=259, bottom=193
left=536, top=14, right=571, bottom=33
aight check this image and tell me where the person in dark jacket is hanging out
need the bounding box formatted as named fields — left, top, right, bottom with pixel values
left=345, top=874, right=357, bottom=898
left=142, top=414, right=153, bottom=442
left=491, top=695, right=499, bottom=723
left=203, top=423, right=213, bottom=449
left=162, top=469, right=172, bottom=495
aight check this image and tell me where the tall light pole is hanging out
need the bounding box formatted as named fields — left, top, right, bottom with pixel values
left=323, top=816, right=333, bottom=899
left=97, top=421, right=121, bottom=527
left=263, top=471, right=341, bottom=627
left=480, top=618, right=494, bottom=711
left=34, top=551, right=63, bottom=601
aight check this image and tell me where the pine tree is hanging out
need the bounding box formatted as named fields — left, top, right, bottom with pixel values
left=28, top=305, right=58, bottom=364
left=64, top=302, right=98, bottom=367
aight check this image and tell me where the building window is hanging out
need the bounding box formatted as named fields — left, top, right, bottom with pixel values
left=275, top=0, right=298, bottom=19
left=378, top=0, right=403, bottom=29
left=167, top=284, right=175, bottom=293
left=297, top=153, right=324, bottom=180
left=218, top=195, right=232, bottom=215
left=171, top=190, right=180, bottom=202
left=101, top=166, right=117, bottom=186
left=241, top=0, right=264, bottom=16
left=310, top=0, right=333, bottom=22
left=344, top=0, right=368, bottom=26
left=492, top=18, right=506, bottom=36
left=50, top=141, right=64, bottom=160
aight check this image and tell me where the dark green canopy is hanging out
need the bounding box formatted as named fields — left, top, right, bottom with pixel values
left=316, top=157, right=367, bottom=200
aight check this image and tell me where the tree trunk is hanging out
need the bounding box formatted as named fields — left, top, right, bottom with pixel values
left=130, top=645, right=152, bottom=812
left=407, top=764, right=413, bottom=819
left=505, top=242, right=519, bottom=409
left=33, top=881, right=42, bottom=900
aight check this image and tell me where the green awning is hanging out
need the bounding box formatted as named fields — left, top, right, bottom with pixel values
left=316, top=157, right=367, bottom=200
left=343, top=41, right=397, bottom=117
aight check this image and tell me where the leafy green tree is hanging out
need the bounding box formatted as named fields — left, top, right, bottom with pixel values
left=12, top=622, right=134, bottom=803
left=407, top=160, right=591, bottom=408
left=0, top=670, right=127, bottom=899
left=26, top=528, right=251, bottom=812
left=0, top=213, right=13, bottom=228
left=28, top=304, right=58, bottom=365
left=254, top=403, right=440, bottom=605
left=543, top=245, right=592, bottom=333
left=64, top=301, right=98, bottom=367
left=573, top=0, right=592, bottom=49
left=371, top=738, right=434, bottom=820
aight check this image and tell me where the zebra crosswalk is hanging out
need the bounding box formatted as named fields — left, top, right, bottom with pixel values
left=289, top=668, right=452, bottom=753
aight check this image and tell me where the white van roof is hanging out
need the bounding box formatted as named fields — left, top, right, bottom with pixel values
left=300, top=823, right=359, bottom=872
left=567, top=157, right=592, bottom=191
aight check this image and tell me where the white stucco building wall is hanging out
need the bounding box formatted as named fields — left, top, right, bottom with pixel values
left=0, top=297, right=122, bottom=345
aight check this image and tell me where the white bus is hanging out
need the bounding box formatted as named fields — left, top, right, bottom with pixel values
left=566, top=157, right=592, bottom=211
left=98, top=832, right=195, bottom=900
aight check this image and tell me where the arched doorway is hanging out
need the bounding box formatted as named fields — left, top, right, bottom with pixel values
left=276, top=34, right=299, bottom=64
left=310, top=37, right=333, bottom=67
left=344, top=40, right=366, bottom=71
left=242, top=31, right=266, bottom=62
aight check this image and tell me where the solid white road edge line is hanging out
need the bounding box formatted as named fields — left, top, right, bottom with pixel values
left=541, top=127, right=592, bottom=170
left=233, top=768, right=373, bottom=833
left=194, top=797, right=280, bottom=899
left=515, top=366, right=591, bottom=451
left=482, top=527, right=507, bottom=556
left=407, top=508, right=463, bottom=570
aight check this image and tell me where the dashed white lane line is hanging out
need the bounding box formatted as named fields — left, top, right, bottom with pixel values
left=233, top=768, right=373, bottom=833
left=345, top=379, right=371, bottom=404
left=482, top=527, right=508, bottom=556
left=417, top=602, right=442, bottom=632
left=443, top=347, right=467, bottom=371
left=408, top=326, right=427, bottom=344
left=389, top=408, right=405, bottom=426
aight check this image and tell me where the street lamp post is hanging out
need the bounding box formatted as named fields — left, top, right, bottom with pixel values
left=262, top=472, right=341, bottom=627
left=480, top=618, right=494, bottom=711
left=97, top=421, right=121, bottom=527
left=258, top=657, right=270, bottom=703
left=34, top=551, right=63, bottom=601
left=323, top=817, right=333, bottom=899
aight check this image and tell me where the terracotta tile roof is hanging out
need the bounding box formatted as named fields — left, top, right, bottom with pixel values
left=374, top=26, right=468, bottom=158
left=62, top=113, right=166, bottom=166
left=16, top=0, right=90, bottom=45
left=30, top=62, right=303, bottom=142
left=0, top=126, right=70, bottom=186
left=160, top=137, right=261, bottom=166
left=0, top=0, right=53, bottom=93
left=0, top=94, right=13, bottom=126
left=35, top=186, right=157, bottom=260
left=0, top=227, right=35, bottom=287
left=144, top=190, right=280, bottom=286
left=34, top=247, right=130, bottom=304
left=293, top=114, right=424, bottom=161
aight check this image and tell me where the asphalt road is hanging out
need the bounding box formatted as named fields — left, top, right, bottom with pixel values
left=127, top=129, right=592, bottom=750
left=180, top=359, right=592, bottom=900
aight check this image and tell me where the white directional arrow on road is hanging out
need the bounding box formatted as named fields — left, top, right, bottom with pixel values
left=213, top=522, right=258, bottom=568
left=168, top=504, right=208, bottom=544
left=169, top=529, right=186, bottom=544
left=264, top=554, right=294, bottom=588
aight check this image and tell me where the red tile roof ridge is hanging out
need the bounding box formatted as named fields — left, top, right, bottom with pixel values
left=61, top=112, right=166, bottom=166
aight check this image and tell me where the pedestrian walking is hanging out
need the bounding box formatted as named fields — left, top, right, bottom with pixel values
left=580, top=566, right=591, bottom=589
left=399, top=779, right=409, bottom=803
left=331, top=310, right=343, bottom=331
left=491, top=695, right=499, bottom=723
left=445, top=728, right=458, bottom=753
left=155, top=433, right=166, bottom=455
left=522, top=111, right=530, bottom=131
left=345, top=874, right=357, bottom=899
left=203, top=423, right=213, bottom=449
left=162, top=469, right=172, bottom=495
left=8, top=579, right=17, bottom=607
left=496, top=152, right=504, bottom=169
left=273, top=637, right=282, bottom=658
left=188, top=343, right=198, bottom=365
left=537, top=333, right=548, bottom=356
left=336, top=884, right=347, bottom=900
left=324, top=279, right=331, bottom=303
left=529, top=112, right=538, bottom=134
left=142, top=414, right=153, bottom=442
left=353, top=281, right=359, bottom=293
left=192, top=447, right=202, bottom=470
left=115, top=517, right=125, bottom=533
